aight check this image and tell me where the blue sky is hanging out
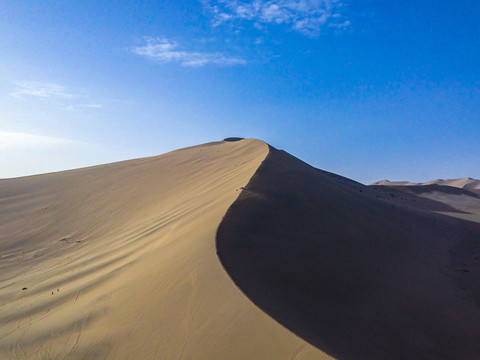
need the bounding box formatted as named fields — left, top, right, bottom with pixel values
left=1, top=0, right=479, bottom=183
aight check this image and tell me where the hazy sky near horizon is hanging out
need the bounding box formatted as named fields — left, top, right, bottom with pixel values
left=1, top=0, right=479, bottom=183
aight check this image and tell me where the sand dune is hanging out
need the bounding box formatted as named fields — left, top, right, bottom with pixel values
left=218, top=147, right=480, bottom=360
left=0, top=139, right=331, bottom=360
left=371, top=179, right=480, bottom=223
left=2, top=139, right=480, bottom=360
left=373, top=178, right=480, bottom=194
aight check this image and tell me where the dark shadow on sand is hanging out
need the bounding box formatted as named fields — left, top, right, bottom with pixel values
left=217, top=146, right=480, bottom=360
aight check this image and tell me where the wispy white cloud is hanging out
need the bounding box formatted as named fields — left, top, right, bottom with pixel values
left=203, top=0, right=348, bottom=37
left=65, top=103, right=104, bottom=111
left=330, top=19, right=350, bottom=29
left=0, top=131, right=76, bottom=150
left=8, top=81, right=104, bottom=110
left=83, top=103, right=103, bottom=109
left=132, top=37, right=246, bottom=67
left=10, top=81, right=74, bottom=99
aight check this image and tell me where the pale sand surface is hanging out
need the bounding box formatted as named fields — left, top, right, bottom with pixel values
left=373, top=178, right=480, bottom=195
left=370, top=181, right=480, bottom=223
left=218, top=147, right=480, bottom=360
left=0, top=139, right=331, bottom=360
left=3, top=138, right=479, bottom=360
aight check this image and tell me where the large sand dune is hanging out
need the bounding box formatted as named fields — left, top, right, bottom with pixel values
left=217, top=147, right=480, bottom=360
left=0, top=139, right=330, bottom=360
left=2, top=139, right=480, bottom=360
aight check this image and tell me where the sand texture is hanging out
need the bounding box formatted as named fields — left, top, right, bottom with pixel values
left=217, top=147, right=480, bottom=360
left=0, top=139, right=330, bottom=360
left=2, top=139, right=480, bottom=360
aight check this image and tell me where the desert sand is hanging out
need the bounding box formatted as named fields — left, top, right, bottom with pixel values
left=371, top=179, right=480, bottom=223
left=0, top=139, right=331, bottom=360
left=218, top=147, right=480, bottom=360
left=2, top=139, right=480, bottom=360
left=373, top=178, right=480, bottom=195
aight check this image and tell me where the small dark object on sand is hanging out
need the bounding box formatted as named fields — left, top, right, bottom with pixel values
left=22, top=287, right=27, bottom=290
left=223, top=137, right=244, bottom=142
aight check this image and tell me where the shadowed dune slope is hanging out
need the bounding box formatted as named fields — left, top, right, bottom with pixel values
left=370, top=182, right=480, bottom=224
left=373, top=178, right=480, bottom=195
left=217, top=146, right=480, bottom=360
left=0, top=139, right=333, bottom=360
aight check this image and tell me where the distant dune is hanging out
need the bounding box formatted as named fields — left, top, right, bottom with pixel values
left=371, top=178, right=480, bottom=224
left=2, top=140, right=480, bottom=360
left=373, top=178, right=480, bottom=195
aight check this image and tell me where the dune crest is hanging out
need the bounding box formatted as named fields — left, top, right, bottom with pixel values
left=0, top=139, right=331, bottom=360
left=3, top=139, right=479, bottom=360
left=218, top=146, right=480, bottom=360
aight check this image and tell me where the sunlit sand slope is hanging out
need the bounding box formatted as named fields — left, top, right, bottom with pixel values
left=217, top=147, right=480, bottom=360
left=0, top=139, right=331, bottom=360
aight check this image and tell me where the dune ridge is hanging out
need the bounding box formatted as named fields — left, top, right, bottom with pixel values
left=0, top=139, right=331, bottom=360
left=3, top=139, right=480, bottom=360
left=217, top=146, right=480, bottom=360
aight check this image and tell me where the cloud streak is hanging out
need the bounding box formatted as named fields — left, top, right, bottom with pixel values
left=9, top=81, right=104, bottom=110
left=10, top=81, right=74, bottom=99
left=132, top=38, right=246, bottom=67
left=0, top=131, right=76, bottom=150
left=204, top=0, right=348, bottom=36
